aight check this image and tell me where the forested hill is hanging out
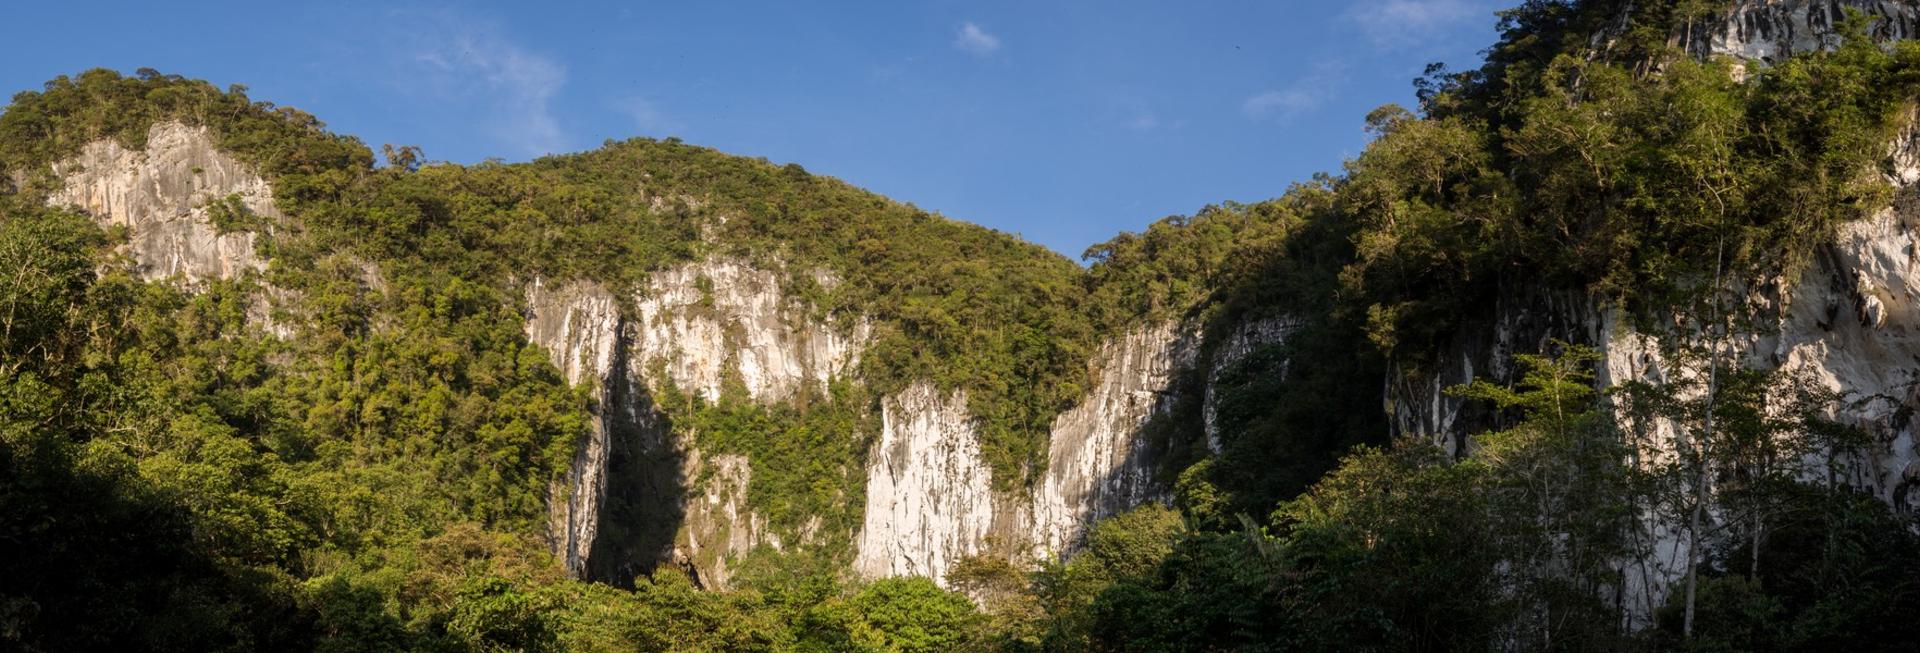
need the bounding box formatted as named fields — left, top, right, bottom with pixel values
left=8, top=0, right=1920, bottom=650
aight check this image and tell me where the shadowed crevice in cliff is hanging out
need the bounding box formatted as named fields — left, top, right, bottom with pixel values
left=1127, top=207, right=1389, bottom=525
left=582, top=331, right=689, bottom=588
left=1172, top=321, right=1386, bottom=523
left=1388, top=280, right=1605, bottom=455
left=1045, top=386, right=1192, bottom=555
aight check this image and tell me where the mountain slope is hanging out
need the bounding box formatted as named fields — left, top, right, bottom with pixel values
left=0, top=66, right=1317, bottom=599
left=8, top=1, right=1920, bottom=650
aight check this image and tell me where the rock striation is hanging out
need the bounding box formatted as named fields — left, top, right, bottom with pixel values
left=1026, top=322, right=1194, bottom=557
left=633, top=260, right=867, bottom=403
left=1202, top=317, right=1297, bottom=453
left=1689, top=0, right=1920, bottom=62
left=679, top=452, right=772, bottom=589
left=525, top=257, right=874, bottom=586
left=523, top=254, right=1286, bottom=588
left=50, top=121, right=274, bottom=282
left=524, top=279, right=625, bottom=577
left=1383, top=0, right=1920, bottom=627
left=854, top=383, right=1001, bottom=582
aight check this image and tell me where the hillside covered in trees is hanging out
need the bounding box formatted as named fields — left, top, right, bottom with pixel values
left=7, top=0, right=1920, bottom=651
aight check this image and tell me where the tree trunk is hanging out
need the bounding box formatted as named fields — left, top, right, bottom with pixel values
left=1685, top=235, right=1729, bottom=640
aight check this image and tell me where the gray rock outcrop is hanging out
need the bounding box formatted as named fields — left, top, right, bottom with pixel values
left=50, top=121, right=273, bottom=282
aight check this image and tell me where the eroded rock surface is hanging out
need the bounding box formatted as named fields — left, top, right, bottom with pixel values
left=634, top=259, right=867, bottom=403
left=854, top=382, right=999, bottom=584
left=679, top=452, right=771, bottom=589
left=1203, top=317, right=1296, bottom=452
left=1386, top=112, right=1920, bottom=627
left=1028, top=322, right=1192, bottom=557
left=1693, top=0, right=1920, bottom=62
left=526, top=258, right=871, bottom=586
left=51, top=121, right=275, bottom=282
left=526, top=280, right=625, bottom=577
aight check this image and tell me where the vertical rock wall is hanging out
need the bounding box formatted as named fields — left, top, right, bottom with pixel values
left=50, top=122, right=273, bottom=282
left=1387, top=289, right=1603, bottom=455
left=1202, top=318, right=1298, bottom=452
left=678, top=452, right=772, bottom=588
left=31, top=123, right=1327, bottom=595
left=1770, top=207, right=1920, bottom=510
left=1026, top=322, right=1192, bottom=557
left=1383, top=37, right=1920, bottom=620
left=854, top=383, right=1000, bottom=583
left=633, top=259, right=868, bottom=403
left=1692, top=0, right=1920, bottom=62
left=526, top=257, right=873, bottom=586
left=524, top=280, right=625, bottom=578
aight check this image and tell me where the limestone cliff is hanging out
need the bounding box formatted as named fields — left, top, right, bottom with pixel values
left=678, top=452, right=774, bottom=589
left=49, top=121, right=273, bottom=282
left=1398, top=0, right=1920, bottom=453
left=523, top=252, right=1278, bottom=588
left=1787, top=211, right=1920, bottom=512
left=1384, top=2, right=1920, bottom=625
left=524, top=257, right=879, bottom=586
left=524, top=279, right=624, bottom=578
left=854, top=383, right=1001, bottom=582
left=1026, top=322, right=1193, bottom=557
left=1201, top=318, right=1297, bottom=453
left=845, top=313, right=1301, bottom=583
left=1390, top=205, right=1920, bottom=625
left=633, top=259, right=867, bottom=403
left=1688, top=0, right=1920, bottom=62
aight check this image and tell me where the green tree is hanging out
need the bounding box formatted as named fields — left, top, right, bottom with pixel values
left=1453, top=343, right=1637, bottom=650
left=852, top=577, right=981, bottom=653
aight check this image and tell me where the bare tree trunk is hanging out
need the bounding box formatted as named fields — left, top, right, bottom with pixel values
left=1684, top=233, right=1728, bottom=641
left=1683, top=470, right=1707, bottom=639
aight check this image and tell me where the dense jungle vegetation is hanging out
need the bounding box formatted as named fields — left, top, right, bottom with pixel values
left=7, top=0, right=1920, bottom=650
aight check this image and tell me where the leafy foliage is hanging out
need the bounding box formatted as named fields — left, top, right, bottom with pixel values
left=9, top=2, right=1920, bottom=650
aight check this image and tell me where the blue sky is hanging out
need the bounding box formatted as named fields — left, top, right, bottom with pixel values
left=2, top=1, right=1505, bottom=258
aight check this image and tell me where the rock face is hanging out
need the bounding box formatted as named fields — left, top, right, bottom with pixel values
left=523, top=255, right=1269, bottom=588
left=626, top=258, right=867, bottom=584
left=854, top=383, right=1001, bottom=583
left=1386, top=80, right=1920, bottom=632
left=534, top=262, right=1350, bottom=586
left=1026, top=322, right=1193, bottom=557
left=855, top=316, right=1308, bottom=583
left=525, top=257, right=872, bottom=586
left=633, top=260, right=867, bottom=403
left=1387, top=288, right=1603, bottom=455
left=1685, top=0, right=1920, bottom=61
left=50, top=121, right=274, bottom=282
left=679, top=452, right=772, bottom=589
left=523, top=252, right=1264, bottom=588
left=1772, top=208, right=1920, bottom=511
left=1202, top=317, right=1297, bottom=452
left=1384, top=1, right=1920, bottom=626
left=524, top=280, right=625, bottom=577
left=1385, top=212, right=1920, bottom=622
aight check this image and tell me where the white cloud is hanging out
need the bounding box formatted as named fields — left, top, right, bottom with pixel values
left=403, top=11, right=569, bottom=156
left=1128, top=113, right=1161, bottom=131
left=1243, top=61, right=1348, bottom=121
left=954, top=22, right=1001, bottom=57
left=1242, top=89, right=1324, bottom=119
left=1346, top=0, right=1488, bottom=45
left=615, top=96, right=681, bottom=136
